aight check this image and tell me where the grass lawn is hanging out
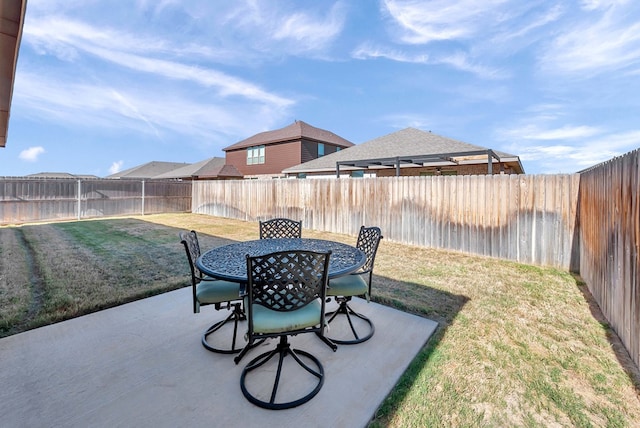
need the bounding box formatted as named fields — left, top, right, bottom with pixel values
left=1, top=213, right=639, bottom=426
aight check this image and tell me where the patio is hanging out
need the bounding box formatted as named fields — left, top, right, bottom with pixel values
left=0, top=286, right=437, bottom=427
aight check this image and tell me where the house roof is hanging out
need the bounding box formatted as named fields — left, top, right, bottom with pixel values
left=25, top=172, right=100, bottom=179
left=152, top=157, right=242, bottom=179
left=282, top=128, right=524, bottom=174
left=0, top=0, right=27, bottom=148
left=107, top=161, right=190, bottom=179
left=223, top=120, right=354, bottom=151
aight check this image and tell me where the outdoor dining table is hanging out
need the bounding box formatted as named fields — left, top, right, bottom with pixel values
left=196, top=238, right=366, bottom=285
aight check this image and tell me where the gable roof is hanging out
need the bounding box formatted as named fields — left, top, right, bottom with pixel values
left=223, top=120, right=354, bottom=151
left=152, top=157, right=242, bottom=179
left=283, top=128, right=523, bottom=174
left=107, top=161, right=190, bottom=179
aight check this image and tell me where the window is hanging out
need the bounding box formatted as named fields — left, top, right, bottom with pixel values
left=350, top=170, right=364, bottom=178
left=336, top=147, right=341, bottom=152
left=318, top=143, right=325, bottom=157
left=297, top=173, right=307, bottom=179
left=247, top=145, right=265, bottom=165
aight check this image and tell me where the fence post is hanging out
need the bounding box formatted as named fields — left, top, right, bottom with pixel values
left=141, top=180, right=145, bottom=215
left=487, top=150, right=495, bottom=175
left=77, top=179, right=81, bottom=220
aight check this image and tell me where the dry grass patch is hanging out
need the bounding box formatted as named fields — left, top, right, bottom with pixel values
left=0, top=228, right=32, bottom=334
left=367, top=241, right=640, bottom=427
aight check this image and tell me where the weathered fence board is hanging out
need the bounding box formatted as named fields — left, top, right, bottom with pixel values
left=192, top=174, right=581, bottom=270
left=579, top=149, right=640, bottom=369
left=0, top=178, right=191, bottom=224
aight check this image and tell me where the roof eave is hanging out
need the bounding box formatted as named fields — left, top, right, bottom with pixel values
left=0, top=0, right=27, bottom=148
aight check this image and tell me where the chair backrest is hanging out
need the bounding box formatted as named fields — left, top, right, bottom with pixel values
left=179, top=230, right=203, bottom=282
left=180, top=230, right=203, bottom=313
left=259, top=218, right=302, bottom=239
left=245, top=250, right=330, bottom=334
left=356, top=226, right=383, bottom=275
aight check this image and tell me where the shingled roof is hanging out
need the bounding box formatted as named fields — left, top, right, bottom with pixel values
left=107, top=161, right=190, bottom=179
left=223, top=120, right=354, bottom=151
left=25, top=172, right=100, bottom=179
left=283, top=128, right=523, bottom=174
left=152, top=157, right=242, bottom=179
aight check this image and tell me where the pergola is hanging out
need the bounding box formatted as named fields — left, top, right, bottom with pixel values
left=336, top=149, right=506, bottom=177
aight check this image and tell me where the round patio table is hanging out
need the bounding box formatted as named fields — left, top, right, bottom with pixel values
left=196, top=238, right=366, bottom=283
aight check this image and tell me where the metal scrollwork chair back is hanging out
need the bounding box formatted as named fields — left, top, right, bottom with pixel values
left=324, top=225, right=383, bottom=345
left=234, top=250, right=337, bottom=410
left=259, top=218, right=302, bottom=239
left=179, top=230, right=244, bottom=354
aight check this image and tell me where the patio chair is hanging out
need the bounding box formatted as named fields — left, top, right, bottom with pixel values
left=234, top=250, right=337, bottom=410
left=259, top=218, right=302, bottom=239
left=179, top=230, right=244, bottom=354
left=324, top=226, right=383, bottom=344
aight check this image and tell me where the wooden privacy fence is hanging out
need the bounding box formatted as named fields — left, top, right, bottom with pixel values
left=0, top=178, right=191, bottom=224
left=193, top=174, right=581, bottom=270
left=579, top=149, right=640, bottom=369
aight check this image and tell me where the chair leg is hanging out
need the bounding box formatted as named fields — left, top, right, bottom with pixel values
left=317, top=332, right=338, bottom=351
left=239, top=336, right=325, bottom=410
left=201, top=303, right=244, bottom=354
left=324, top=298, right=375, bottom=345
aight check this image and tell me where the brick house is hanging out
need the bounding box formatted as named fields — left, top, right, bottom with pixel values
left=223, top=120, right=354, bottom=178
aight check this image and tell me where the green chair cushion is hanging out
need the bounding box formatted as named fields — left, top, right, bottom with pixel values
left=251, top=298, right=322, bottom=334
left=196, top=278, right=241, bottom=305
left=328, top=273, right=368, bottom=297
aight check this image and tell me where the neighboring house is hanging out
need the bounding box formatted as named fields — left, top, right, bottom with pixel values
left=152, top=157, right=242, bottom=180
left=222, top=120, right=354, bottom=178
left=283, top=128, right=525, bottom=178
left=107, top=161, right=190, bottom=179
left=26, top=172, right=100, bottom=179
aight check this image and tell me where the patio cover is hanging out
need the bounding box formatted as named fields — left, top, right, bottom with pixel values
left=0, top=0, right=27, bottom=148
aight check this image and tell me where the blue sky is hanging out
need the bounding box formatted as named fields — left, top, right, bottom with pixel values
left=4, top=0, right=640, bottom=176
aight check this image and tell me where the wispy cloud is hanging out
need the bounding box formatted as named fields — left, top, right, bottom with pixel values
left=539, top=2, right=640, bottom=76
left=352, top=44, right=506, bottom=79
left=109, top=160, right=124, bottom=174
left=435, top=52, right=509, bottom=79
left=13, top=71, right=290, bottom=145
left=352, top=43, right=429, bottom=63
left=270, top=3, right=346, bottom=52
left=19, top=146, right=45, bottom=162
left=24, top=17, right=293, bottom=107
left=18, top=4, right=299, bottom=149
left=382, top=0, right=510, bottom=44
left=496, top=108, right=640, bottom=172
left=488, top=4, right=564, bottom=51
left=28, top=0, right=347, bottom=59
left=512, top=131, right=638, bottom=173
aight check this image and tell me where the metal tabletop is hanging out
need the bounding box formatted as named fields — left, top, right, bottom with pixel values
left=197, top=238, right=366, bottom=283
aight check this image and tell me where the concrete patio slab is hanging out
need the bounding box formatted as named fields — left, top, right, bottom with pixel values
left=0, top=287, right=438, bottom=428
